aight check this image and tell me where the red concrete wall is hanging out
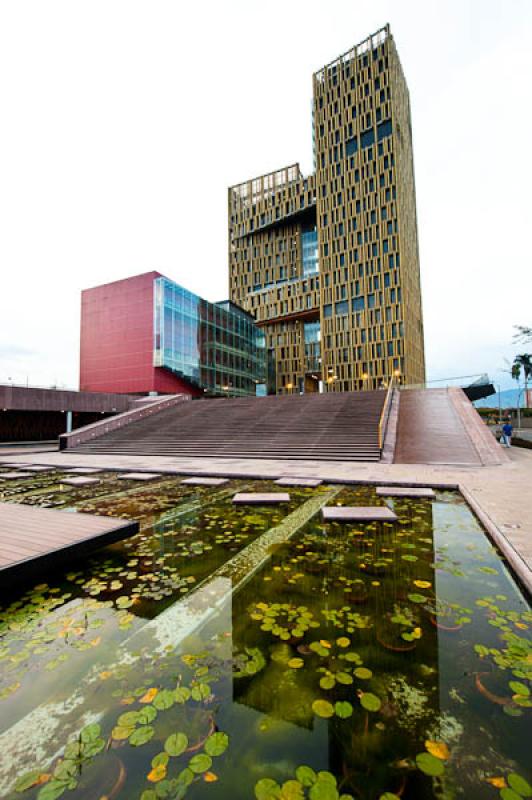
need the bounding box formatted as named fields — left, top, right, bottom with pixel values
left=80, top=272, right=199, bottom=396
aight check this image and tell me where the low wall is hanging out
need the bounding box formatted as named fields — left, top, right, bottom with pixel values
left=59, top=394, right=190, bottom=450
left=0, top=386, right=133, bottom=414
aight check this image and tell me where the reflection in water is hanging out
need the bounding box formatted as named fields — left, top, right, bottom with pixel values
left=0, top=482, right=530, bottom=799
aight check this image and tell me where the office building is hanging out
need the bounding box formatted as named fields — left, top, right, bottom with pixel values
left=228, top=25, right=425, bottom=393
left=80, top=272, right=265, bottom=397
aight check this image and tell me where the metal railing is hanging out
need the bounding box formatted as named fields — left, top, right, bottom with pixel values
left=377, top=375, right=396, bottom=452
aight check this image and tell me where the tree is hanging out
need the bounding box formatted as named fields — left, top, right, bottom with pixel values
left=512, top=353, right=532, bottom=408
left=513, top=325, right=532, bottom=344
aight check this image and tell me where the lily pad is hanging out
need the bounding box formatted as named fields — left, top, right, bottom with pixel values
left=507, top=773, right=532, bottom=797
left=255, top=778, right=281, bottom=799
left=416, top=752, right=445, bottom=776
left=312, top=699, right=335, bottom=718
left=354, top=667, right=372, bottom=680
left=334, top=701, right=353, bottom=718
left=129, top=725, right=154, bottom=746
left=189, top=753, right=212, bottom=774
left=295, top=766, right=317, bottom=786
left=164, top=732, right=188, bottom=757
left=360, top=693, right=382, bottom=712
left=204, top=732, right=229, bottom=757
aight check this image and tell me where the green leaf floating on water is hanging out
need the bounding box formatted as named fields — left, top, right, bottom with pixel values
left=354, top=667, right=372, bottom=680
left=509, top=682, right=530, bottom=697
left=14, top=770, right=42, bottom=792
left=129, top=725, right=154, bottom=746
left=379, top=795, right=401, bottom=800
left=153, top=689, right=175, bottom=710
left=204, top=731, right=229, bottom=756
left=334, top=701, right=353, bottom=718
left=37, top=780, right=68, bottom=800
left=295, top=766, right=317, bottom=786
left=164, top=732, right=188, bottom=757
left=407, top=593, right=427, bottom=604
left=312, top=699, right=335, bottom=718
left=416, top=752, right=445, bottom=776
left=189, top=753, right=212, bottom=773
left=501, top=790, right=523, bottom=800
left=255, top=778, right=281, bottom=799
left=360, top=693, right=382, bottom=712
left=507, top=773, right=532, bottom=797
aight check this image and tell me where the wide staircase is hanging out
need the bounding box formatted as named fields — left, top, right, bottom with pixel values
left=71, top=391, right=387, bottom=462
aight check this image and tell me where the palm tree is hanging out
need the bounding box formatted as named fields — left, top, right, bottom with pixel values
left=513, top=354, right=532, bottom=408
left=514, top=325, right=532, bottom=344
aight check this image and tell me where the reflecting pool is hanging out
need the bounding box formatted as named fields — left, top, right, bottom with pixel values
left=0, top=481, right=530, bottom=800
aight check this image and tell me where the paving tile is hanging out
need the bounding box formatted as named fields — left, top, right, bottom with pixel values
left=63, top=468, right=105, bottom=474
left=275, top=478, right=323, bottom=487
left=25, top=466, right=55, bottom=473
left=232, top=492, right=290, bottom=505
left=376, top=486, right=435, bottom=498
left=62, top=477, right=100, bottom=487
left=181, top=477, right=229, bottom=486
left=117, top=472, right=162, bottom=481
left=0, top=472, right=35, bottom=479
left=322, top=506, right=397, bottom=522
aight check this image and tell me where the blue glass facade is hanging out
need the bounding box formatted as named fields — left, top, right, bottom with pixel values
left=301, top=227, right=319, bottom=276
left=153, top=277, right=265, bottom=396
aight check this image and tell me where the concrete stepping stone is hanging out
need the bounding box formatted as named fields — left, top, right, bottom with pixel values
left=25, top=466, right=54, bottom=473
left=1, top=463, right=31, bottom=468
left=62, top=477, right=100, bottom=487
left=64, top=468, right=105, bottom=474
left=117, top=472, right=162, bottom=481
left=232, top=492, right=290, bottom=505
left=181, top=477, right=229, bottom=486
left=275, top=478, right=323, bottom=488
left=0, top=471, right=34, bottom=480
left=322, top=506, right=398, bottom=522
left=376, top=486, right=435, bottom=498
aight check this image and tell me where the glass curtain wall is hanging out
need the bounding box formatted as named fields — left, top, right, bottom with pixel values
left=153, top=278, right=265, bottom=396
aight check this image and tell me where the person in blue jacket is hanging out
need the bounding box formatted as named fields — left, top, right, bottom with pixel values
left=502, top=420, right=513, bottom=447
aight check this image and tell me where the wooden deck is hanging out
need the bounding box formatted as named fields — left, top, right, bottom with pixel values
left=0, top=503, right=138, bottom=587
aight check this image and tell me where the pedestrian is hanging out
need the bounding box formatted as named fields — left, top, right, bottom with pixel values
left=501, top=420, right=513, bottom=448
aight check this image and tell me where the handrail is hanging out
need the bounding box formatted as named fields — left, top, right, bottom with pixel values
left=59, top=394, right=190, bottom=450
left=377, top=376, right=395, bottom=452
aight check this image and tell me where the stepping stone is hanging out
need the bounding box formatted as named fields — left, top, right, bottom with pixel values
left=376, top=486, right=435, bottom=499
left=62, top=477, right=100, bottom=487
left=25, top=466, right=54, bottom=473
left=117, top=472, right=161, bottom=481
left=64, top=468, right=104, bottom=474
left=1, top=463, right=30, bottom=468
left=275, top=478, right=323, bottom=488
left=232, top=492, right=290, bottom=505
left=0, top=471, right=34, bottom=479
left=322, top=506, right=398, bottom=522
left=181, top=477, right=229, bottom=486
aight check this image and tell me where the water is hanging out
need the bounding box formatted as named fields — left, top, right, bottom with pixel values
left=0, top=479, right=530, bottom=799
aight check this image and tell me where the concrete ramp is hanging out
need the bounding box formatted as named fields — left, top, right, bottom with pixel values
left=394, top=388, right=506, bottom=466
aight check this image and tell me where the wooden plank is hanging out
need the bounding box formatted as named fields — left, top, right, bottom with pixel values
left=376, top=486, right=435, bottom=498
left=0, top=503, right=138, bottom=587
left=232, top=493, right=290, bottom=505
left=322, top=506, right=398, bottom=522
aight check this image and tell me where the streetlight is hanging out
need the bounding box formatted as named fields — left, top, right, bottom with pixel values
left=362, top=372, right=369, bottom=391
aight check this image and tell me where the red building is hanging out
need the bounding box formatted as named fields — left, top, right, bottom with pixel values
left=80, top=272, right=265, bottom=397
left=80, top=272, right=200, bottom=396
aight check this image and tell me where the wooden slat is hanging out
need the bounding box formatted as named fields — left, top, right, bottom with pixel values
left=0, top=503, right=138, bottom=587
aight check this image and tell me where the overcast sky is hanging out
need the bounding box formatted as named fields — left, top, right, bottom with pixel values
left=0, top=0, right=530, bottom=390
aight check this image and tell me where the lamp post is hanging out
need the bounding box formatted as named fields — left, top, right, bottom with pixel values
left=362, top=372, right=369, bottom=391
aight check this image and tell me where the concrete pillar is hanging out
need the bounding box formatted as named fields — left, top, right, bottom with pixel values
left=66, top=411, right=73, bottom=433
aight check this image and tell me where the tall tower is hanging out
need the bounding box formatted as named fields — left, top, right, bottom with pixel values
left=228, top=25, right=425, bottom=393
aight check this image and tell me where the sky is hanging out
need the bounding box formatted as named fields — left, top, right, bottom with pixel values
left=0, top=0, right=531, bottom=390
